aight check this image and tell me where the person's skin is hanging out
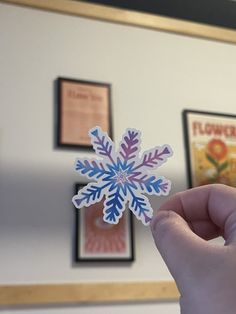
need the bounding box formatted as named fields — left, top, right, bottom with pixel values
left=151, top=184, right=236, bottom=314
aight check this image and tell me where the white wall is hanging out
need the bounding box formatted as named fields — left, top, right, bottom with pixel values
left=1, top=2, right=236, bottom=313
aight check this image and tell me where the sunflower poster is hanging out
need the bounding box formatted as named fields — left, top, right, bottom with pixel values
left=183, top=110, right=236, bottom=188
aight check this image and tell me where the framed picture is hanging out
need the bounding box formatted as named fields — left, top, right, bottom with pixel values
left=183, top=110, right=236, bottom=188
left=74, top=184, right=135, bottom=262
left=57, top=77, right=112, bottom=149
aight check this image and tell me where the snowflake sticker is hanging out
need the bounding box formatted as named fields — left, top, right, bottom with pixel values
left=72, top=127, right=173, bottom=225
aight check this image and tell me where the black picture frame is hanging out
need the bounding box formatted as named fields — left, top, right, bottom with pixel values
left=82, top=0, right=236, bottom=31
left=56, top=77, right=113, bottom=150
left=74, top=183, right=135, bottom=262
left=183, top=109, right=236, bottom=188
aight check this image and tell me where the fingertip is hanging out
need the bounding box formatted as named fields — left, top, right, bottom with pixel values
left=151, top=209, right=179, bottom=236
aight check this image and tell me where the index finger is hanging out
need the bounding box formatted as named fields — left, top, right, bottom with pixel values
left=158, top=184, right=236, bottom=241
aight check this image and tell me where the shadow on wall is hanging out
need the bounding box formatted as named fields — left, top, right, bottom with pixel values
left=0, top=162, right=187, bottom=267
left=0, top=163, right=186, bottom=233
left=0, top=163, right=78, bottom=233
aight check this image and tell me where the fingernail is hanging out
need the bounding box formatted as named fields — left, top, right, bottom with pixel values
left=151, top=210, right=171, bottom=232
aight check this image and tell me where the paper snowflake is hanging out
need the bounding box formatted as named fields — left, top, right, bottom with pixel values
left=72, top=127, right=173, bottom=225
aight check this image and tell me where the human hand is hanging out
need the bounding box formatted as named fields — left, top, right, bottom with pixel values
left=151, top=184, right=236, bottom=314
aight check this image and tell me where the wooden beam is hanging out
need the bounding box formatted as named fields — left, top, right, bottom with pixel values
left=1, top=0, right=236, bottom=44
left=0, top=281, right=179, bottom=306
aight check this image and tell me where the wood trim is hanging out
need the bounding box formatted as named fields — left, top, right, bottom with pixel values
left=0, top=281, right=179, bottom=306
left=1, top=0, right=236, bottom=44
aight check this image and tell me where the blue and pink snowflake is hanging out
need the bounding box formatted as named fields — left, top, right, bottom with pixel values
left=72, top=127, right=173, bottom=225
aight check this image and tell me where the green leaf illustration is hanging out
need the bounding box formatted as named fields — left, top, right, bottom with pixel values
left=218, top=161, right=228, bottom=173
left=206, top=153, right=218, bottom=168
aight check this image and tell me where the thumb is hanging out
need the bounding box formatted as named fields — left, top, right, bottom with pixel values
left=151, top=210, right=208, bottom=286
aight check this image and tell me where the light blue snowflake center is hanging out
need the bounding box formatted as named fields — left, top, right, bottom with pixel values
left=72, top=127, right=173, bottom=226
left=114, top=169, right=129, bottom=184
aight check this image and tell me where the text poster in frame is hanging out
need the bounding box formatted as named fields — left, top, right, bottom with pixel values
left=183, top=110, right=236, bottom=188
left=57, top=77, right=112, bottom=149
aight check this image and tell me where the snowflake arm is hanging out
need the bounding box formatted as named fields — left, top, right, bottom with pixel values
left=127, top=186, right=153, bottom=225
left=89, top=127, right=115, bottom=165
left=75, top=158, right=109, bottom=180
left=134, top=145, right=173, bottom=171
left=131, top=174, right=171, bottom=196
left=72, top=182, right=108, bottom=209
left=103, top=186, right=126, bottom=224
left=118, top=129, right=141, bottom=163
